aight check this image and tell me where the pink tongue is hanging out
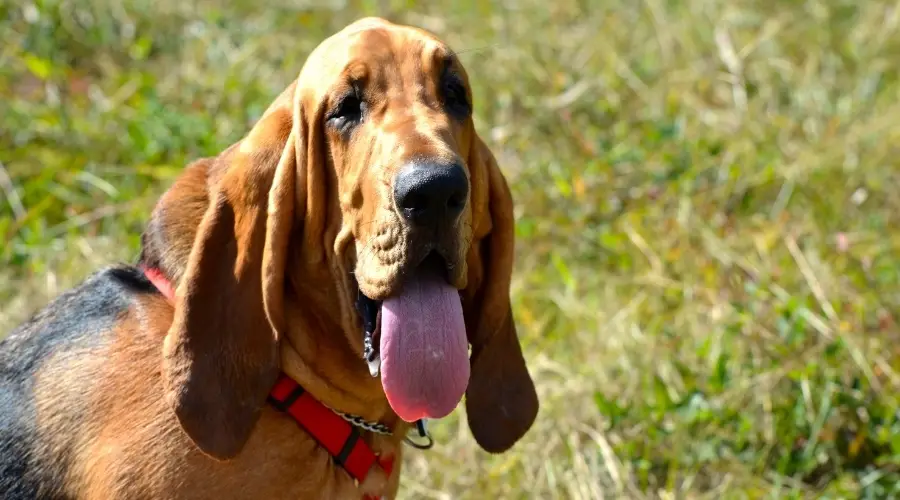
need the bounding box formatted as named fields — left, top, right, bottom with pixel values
left=380, top=269, right=469, bottom=422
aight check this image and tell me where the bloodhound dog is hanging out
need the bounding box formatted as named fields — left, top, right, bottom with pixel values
left=0, top=17, right=538, bottom=499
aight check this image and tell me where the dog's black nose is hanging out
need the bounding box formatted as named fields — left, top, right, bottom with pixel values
left=394, top=160, right=469, bottom=228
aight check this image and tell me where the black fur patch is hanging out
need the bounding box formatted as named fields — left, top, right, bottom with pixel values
left=0, top=265, right=155, bottom=498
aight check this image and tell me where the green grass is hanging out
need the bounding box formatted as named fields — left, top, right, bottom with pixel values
left=3, top=0, right=900, bottom=498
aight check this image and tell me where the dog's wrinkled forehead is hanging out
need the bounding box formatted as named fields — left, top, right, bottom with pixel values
left=297, top=19, right=459, bottom=101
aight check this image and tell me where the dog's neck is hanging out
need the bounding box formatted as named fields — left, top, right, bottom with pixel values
left=278, top=250, right=407, bottom=434
left=139, top=255, right=407, bottom=438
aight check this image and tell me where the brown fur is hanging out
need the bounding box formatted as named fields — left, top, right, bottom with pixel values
left=2, top=17, right=537, bottom=499
left=30, top=295, right=404, bottom=499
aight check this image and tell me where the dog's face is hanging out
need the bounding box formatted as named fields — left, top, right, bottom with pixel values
left=317, top=23, right=475, bottom=300
left=297, top=20, right=482, bottom=412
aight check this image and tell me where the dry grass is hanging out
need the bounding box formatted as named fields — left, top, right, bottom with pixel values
left=3, top=0, right=900, bottom=498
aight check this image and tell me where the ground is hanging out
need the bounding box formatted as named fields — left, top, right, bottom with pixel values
left=2, top=1, right=900, bottom=498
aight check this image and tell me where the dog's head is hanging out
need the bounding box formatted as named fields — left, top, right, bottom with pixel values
left=152, top=17, right=538, bottom=460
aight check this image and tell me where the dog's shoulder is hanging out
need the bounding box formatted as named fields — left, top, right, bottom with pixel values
left=0, top=265, right=158, bottom=499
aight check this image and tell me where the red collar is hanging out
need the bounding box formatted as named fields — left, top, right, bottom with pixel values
left=142, top=266, right=175, bottom=303
left=140, top=265, right=393, bottom=496
left=268, top=374, right=394, bottom=489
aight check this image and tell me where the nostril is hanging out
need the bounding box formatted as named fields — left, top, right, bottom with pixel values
left=447, top=192, right=466, bottom=212
left=399, top=192, right=427, bottom=212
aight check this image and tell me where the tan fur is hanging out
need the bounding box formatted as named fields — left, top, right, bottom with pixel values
left=32, top=297, right=403, bottom=499
left=27, top=17, right=537, bottom=499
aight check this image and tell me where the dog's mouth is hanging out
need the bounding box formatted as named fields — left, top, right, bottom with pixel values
left=353, top=251, right=470, bottom=422
left=355, top=287, right=383, bottom=378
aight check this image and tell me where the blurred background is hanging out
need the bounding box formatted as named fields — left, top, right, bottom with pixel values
left=2, top=0, right=900, bottom=498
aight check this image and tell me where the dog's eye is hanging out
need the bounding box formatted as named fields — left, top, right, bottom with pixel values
left=442, top=77, right=470, bottom=118
left=328, top=92, right=365, bottom=132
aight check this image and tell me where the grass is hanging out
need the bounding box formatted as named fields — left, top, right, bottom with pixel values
left=3, top=0, right=900, bottom=498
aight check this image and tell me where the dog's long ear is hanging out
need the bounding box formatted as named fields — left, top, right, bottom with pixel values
left=462, top=134, right=538, bottom=454
left=162, top=89, right=300, bottom=460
